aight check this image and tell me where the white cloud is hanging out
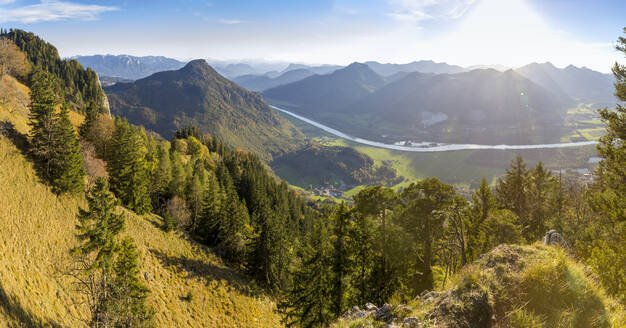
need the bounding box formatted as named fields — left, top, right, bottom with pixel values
left=387, top=0, right=476, bottom=23
left=0, top=1, right=117, bottom=23
left=218, top=19, right=242, bottom=25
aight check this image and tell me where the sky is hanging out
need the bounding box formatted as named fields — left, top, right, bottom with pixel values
left=0, top=0, right=624, bottom=72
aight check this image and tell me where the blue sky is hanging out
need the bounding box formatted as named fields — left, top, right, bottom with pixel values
left=0, top=0, right=624, bottom=72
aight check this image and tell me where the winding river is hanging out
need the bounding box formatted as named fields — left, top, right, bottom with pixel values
left=270, top=106, right=599, bottom=153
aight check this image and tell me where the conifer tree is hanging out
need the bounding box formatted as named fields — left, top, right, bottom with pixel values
left=399, top=178, right=455, bottom=292
left=108, top=238, right=155, bottom=327
left=348, top=210, right=375, bottom=305
left=467, top=178, right=496, bottom=261
left=51, top=105, right=85, bottom=194
left=80, top=101, right=99, bottom=137
left=28, top=69, right=59, bottom=181
left=331, top=202, right=353, bottom=316
left=197, top=171, right=223, bottom=244
left=279, top=220, right=334, bottom=328
left=108, top=118, right=152, bottom=214
left=71, top=177, right=125, bottom=326
left=168, top=151, right=187, bottom=198
left=495, top=156, right=528, bottom=217
left=588, top=27, right=626, bottom=303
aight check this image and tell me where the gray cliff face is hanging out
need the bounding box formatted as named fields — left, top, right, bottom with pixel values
left=95, top=74, right=111, bottom=116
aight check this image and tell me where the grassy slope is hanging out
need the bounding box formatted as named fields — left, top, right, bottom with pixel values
left=0, top=76, right=283, bottom=327
left=334, top=244, right=625, bottom=328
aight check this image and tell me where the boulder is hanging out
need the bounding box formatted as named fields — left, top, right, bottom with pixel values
left=543, top=230, right=567, bottom=247
left=364, top=302, right=378, bottom=311
left=402, top=317, right=420, bottom=327
left=374, top=303, right=394, bottom=322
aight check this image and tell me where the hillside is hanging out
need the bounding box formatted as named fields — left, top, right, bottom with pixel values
left=263, top=62, right=386, bottom=115
left=271, top=143, right=403, bottom=189
left=352, top=69, right=569, bottom=126
left=516, top=62, right=615, bottom=104
left=1, top=29, right=109, bottom=114
left=334, top=244, right=625, bottom=328
left=0, top=75, right=284, bottom=328
left=233, top=68, right=315, bottom=91
left=105, top=59, right=306, bottom=160
left=75, top=55, right=186, bottom=80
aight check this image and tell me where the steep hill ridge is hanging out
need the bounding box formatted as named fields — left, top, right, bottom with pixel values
left=0, top=75, right=283, bottom=327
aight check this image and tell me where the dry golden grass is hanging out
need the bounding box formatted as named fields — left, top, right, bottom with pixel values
left=0, top=76, right=284, bottom=327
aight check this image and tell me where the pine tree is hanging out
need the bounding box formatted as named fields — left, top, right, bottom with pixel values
left=108, top=238, right=155, bottom=327
left=348, top=210, right=375, bottom=305
left=467, top=178, right=496, bottom=261
left=399, top=178, right=455, bottom=292
left=331, top=202, right=352, bottom=316
left=279, top=220, right=334, bottom=328
left=108, top=118, right=152, bottom=214
left=186, top=160, right=208, bottom=232
left=168, top=151, right=187, bottom=198
left=526, top=161, right=556, bottom=240
left=352, top=186, right=397, bottom=302
left=73, top=177, right=125, bottom=270
left=218, top=187, right=252, bottom=265
left=80, top=100, right=99, bottom=137
left=495, top=156, right=529, bottom=217
left=28, top=69, right=59, bottom=182
left=51, top=105, right=85, bottom=194
left=71, top=177, right=125, bottom=326
left=197, top=171, right=223, bottom=244
left=587, top=27, right=626, bottom=303
left=151, top=142, right=172, bottom=209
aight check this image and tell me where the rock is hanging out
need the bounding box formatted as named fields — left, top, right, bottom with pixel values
left=402, top=317, right=420, bottom=327
left=421, top=291, right=440, bottom=303
left=374, top=303, right=393, bottom=322
left=352, top=305, right=361, bottom=312
left=352, top=310, right=374, bottom=319
left=143, top=272, right=150, bottom=281
left=543, top=230, right=567, bottom=247
left=364, top=302, right=378, bottom=311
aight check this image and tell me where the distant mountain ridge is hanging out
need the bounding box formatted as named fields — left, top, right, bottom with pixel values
left=105, top=59, right=305, bottom=160
left=233, top=68, right=316, bottom=91
left=365, top=60, right=466, bottom=76
left=263, top=62, right=387, bottom=112
left=515, top=62, right=615, bottom=103
left=75, top=54, right=186, bottom=80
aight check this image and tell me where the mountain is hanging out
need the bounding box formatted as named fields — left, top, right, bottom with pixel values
left=105, top=59, right=305, bottom=160
left=351, top=69, right=569, bottom=126
left=263, top=62, right=387, bottom=113
left=365, top=60, right=466, bottom=76
left=74, top=54, right=186, bottom=80
left=280, top=63, right=343, bottom=75
left=233, top=68, right=315, bottom=91
left=516, top=62, right=615, bottom=103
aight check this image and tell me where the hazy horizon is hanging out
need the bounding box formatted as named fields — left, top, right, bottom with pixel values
left=1, top=0, right=624, bottom=73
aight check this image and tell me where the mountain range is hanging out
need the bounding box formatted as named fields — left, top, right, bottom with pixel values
left=74, top=54, right=187, bottom=80
left=263, top=62, right=593, bottom=143
left=105, top=59, right=305, bottom=160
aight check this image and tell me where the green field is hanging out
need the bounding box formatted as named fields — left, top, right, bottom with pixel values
left=280, top=111, right=600, bottom=194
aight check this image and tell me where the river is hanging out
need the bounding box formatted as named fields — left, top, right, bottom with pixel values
left=271, top=106, right=599, bottom=153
